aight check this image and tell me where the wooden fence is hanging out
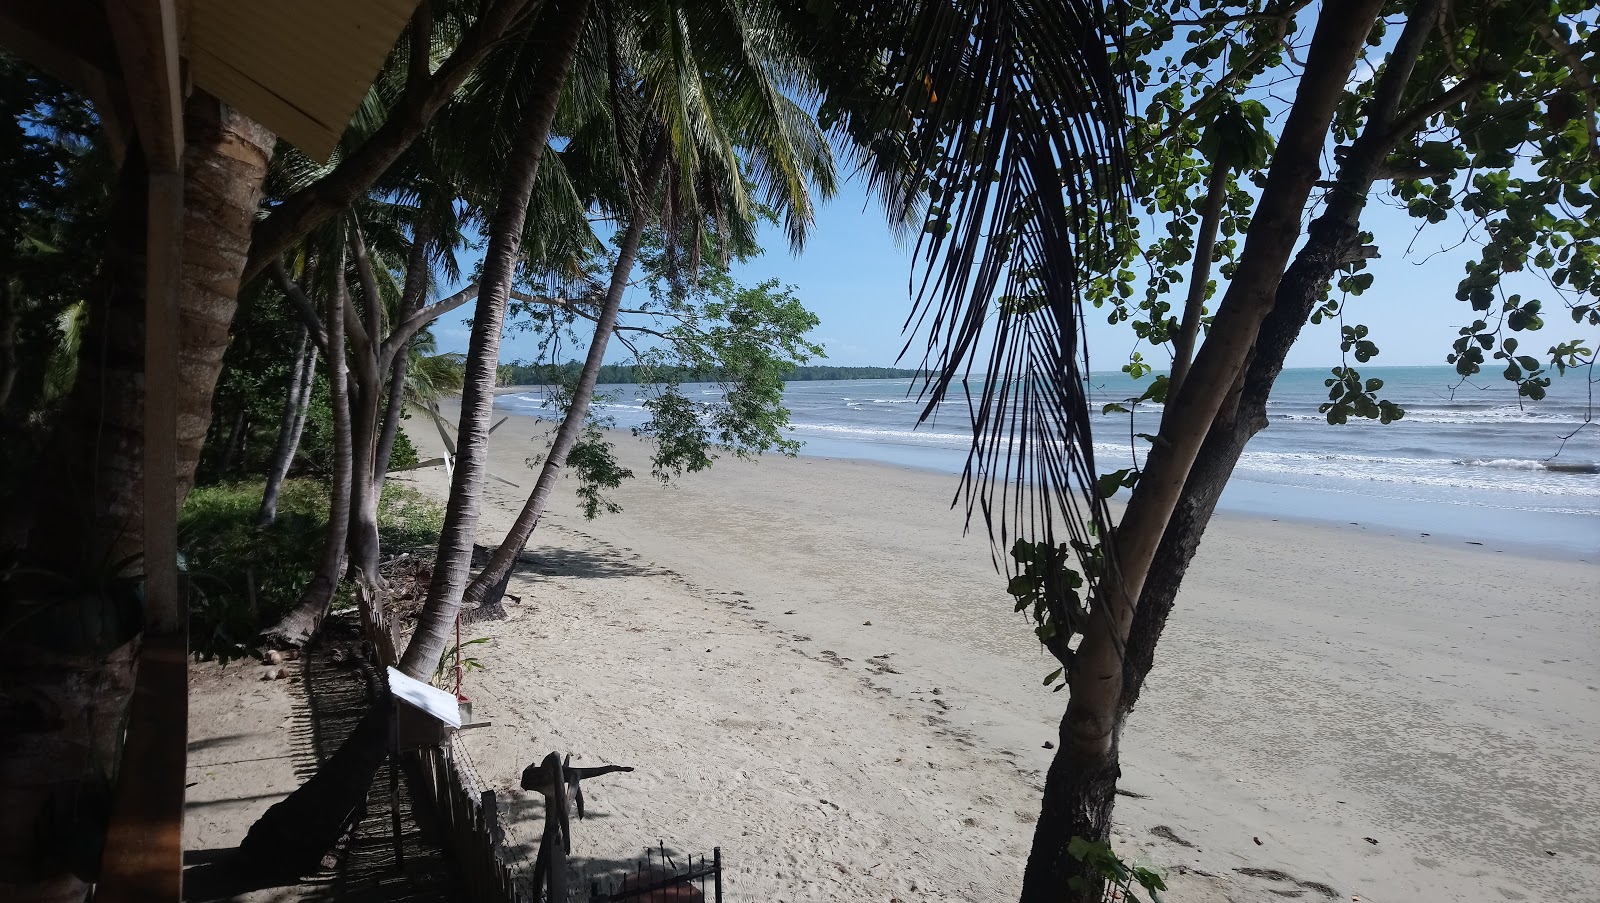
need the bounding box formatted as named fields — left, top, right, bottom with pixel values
left=412, top=739, right=529, bottom=903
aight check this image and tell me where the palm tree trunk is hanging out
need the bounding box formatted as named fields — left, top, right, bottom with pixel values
left=373, top=353, right=410, bottom=488
left=257, top=327, right=316, bottom=527
left=460, top=148, right=665, bottom=615
left=0, top=144, right=150, bottom=903
left=260, top=275, right=354, bottom=647
left=1019, top=6, right=1383, bottom=900
left=343, top=219, right=403, bottom=584
left=400, top=0, right=591, bottom=681
left=346, top=382, right=384, bottom=584
left=175, top=94, right=277, bottom=502
left=0, top=284, right=18, bottom=410
left=1167, top=160, right=1229, bottom=399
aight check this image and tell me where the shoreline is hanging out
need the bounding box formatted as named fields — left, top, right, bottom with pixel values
left=485, top=387, right=1596, bottom=563
left=396, top=405, right=1600, bottom=901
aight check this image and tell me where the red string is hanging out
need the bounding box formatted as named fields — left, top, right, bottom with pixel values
left=453, top=612, right=468, bottom=702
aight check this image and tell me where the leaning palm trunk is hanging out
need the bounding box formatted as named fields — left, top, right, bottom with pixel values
left=346, top=377, right=386, bottom=585
left=401, top=0, right=591, bottom=681
left=1018, top=5, right=1383, bottom=900
left=458, top=149, right=666, bottom=617
left=242, top=2, right=593, bottom=866
left=257, top=327, right=318, bottom=527
left=261, top=275, right=354, bottom=647
left=175, top=96, right=278, bottom=501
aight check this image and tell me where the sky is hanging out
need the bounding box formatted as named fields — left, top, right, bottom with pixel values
left=430, top=165, right=1527, bottom=374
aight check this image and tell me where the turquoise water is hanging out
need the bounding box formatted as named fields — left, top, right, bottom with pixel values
left=498, top=366, right=1600, bottom=555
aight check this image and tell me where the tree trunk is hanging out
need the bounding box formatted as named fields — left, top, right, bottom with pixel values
left=256, top=327, right=316, bottom=527
left=175, top=94, right=277, bottom=502
left=344, top=221, right=393, bottom=585
left=400, top=0, right=591, bottom=681
left=0, top=144, right=149, bottom=903
left=1167, top=160, right=1229, bottom=398
left=1020, top=6, right=1384, bottom=900
left=0, top=98, right=270, bottom=898
left=459, top=150, right=665, bottom=616
left=1120, top=0, right=1446, bottom=718
left=373, top=353, right=410, bottom=487
left=216, top=407, right=248, bottom=474
left=373, top=229, right=433, bottom=488
left=260, top=275, right=354, bottom=647
left=0, top=284, right=17, bottom=410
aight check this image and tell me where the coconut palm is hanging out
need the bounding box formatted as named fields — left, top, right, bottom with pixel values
left=801, top=2, right=1131, bottom=898
left=399, top=0, right=838, bottom=679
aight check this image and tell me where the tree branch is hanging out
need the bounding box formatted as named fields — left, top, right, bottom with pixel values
left=270, top=260, right=328, bottom=353
left=384, top=281, right=481, bottom=357
left=1536, top=22, right=1600, bottom=158
left=1383, top=74, right=1486, bottom=145
left=1139, top=0, right=1314, bottom=151
left=407, top=1, right=433, bottom=89
left=344, top=217, right=381, bottom=359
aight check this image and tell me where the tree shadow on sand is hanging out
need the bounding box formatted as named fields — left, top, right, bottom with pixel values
left=511, top=546, right=671, bottom=581
left=182, top=621, right=464, bottom=902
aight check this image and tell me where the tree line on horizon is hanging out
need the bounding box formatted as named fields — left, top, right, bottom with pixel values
left=1, top=1, right=1596, bottom=902
left=495, top=361, right=926, bottom=386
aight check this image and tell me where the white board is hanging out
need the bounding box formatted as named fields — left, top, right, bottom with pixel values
left=387, top=666, right=463, bottom=729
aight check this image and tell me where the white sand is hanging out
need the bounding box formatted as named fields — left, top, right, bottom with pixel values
left=391, top=407, right=1598, bottom=902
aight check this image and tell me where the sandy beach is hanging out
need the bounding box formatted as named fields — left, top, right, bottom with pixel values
left=383, top=403, right=1599, bottom=902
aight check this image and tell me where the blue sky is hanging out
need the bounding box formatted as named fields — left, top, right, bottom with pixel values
left=432, top=167, right=1525, bottom=372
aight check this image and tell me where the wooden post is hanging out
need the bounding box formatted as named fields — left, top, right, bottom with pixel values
left=95, top=2, right=186, bottom=899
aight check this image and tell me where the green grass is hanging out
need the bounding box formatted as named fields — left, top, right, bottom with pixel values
left=180, top=478, right=443, bottom=662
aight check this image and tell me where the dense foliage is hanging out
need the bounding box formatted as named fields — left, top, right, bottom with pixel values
left=181, top=479, right=443, bottom=661
left=0, top=56, right=108, bottom=478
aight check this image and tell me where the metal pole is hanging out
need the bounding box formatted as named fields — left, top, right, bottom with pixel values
left=389, top=702, right=405, bottom=869
left=713, top=847, right=722, bottom=903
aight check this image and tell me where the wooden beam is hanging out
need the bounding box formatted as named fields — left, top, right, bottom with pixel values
left=106, top=0, right=184, bottom=172
left=95, top=629, right=189, bottom=903
left=142, top=169, right=184, bottom=633
left=98, top=8, right=188, bottom=899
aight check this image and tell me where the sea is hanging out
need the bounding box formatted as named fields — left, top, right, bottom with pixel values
left=497, top=366, right=1600, bottom=556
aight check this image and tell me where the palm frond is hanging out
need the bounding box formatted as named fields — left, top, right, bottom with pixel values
left=826, top=0, right=1130, bottom=581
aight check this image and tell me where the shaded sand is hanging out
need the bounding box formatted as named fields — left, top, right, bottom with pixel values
left=393, top=406, right=1598, bottom=902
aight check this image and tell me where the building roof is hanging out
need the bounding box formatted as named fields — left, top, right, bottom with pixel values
left=0, top=0, right=422, bottom=160
left=187, top=0, right=420, bottom=159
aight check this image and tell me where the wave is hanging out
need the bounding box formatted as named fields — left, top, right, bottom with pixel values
left=1236, top=450, right=1600, bottom=497
left=1272, top=406, right=1590, bottom=426
left=1459, top=457, right=1600, bottom=474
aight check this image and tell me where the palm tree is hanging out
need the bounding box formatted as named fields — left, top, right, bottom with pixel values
left=399, top=0, right=838, bottom=679
left=254, top=326, right=319, bottom=527
left=802, top=1, right=1133, bottom=898
left=239, top=0, right=596, bottom=867
left=403, top=0, right=597, bottom=678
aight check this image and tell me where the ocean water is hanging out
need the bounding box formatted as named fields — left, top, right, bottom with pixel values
left=497, top=366, right=1600, bottom=555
